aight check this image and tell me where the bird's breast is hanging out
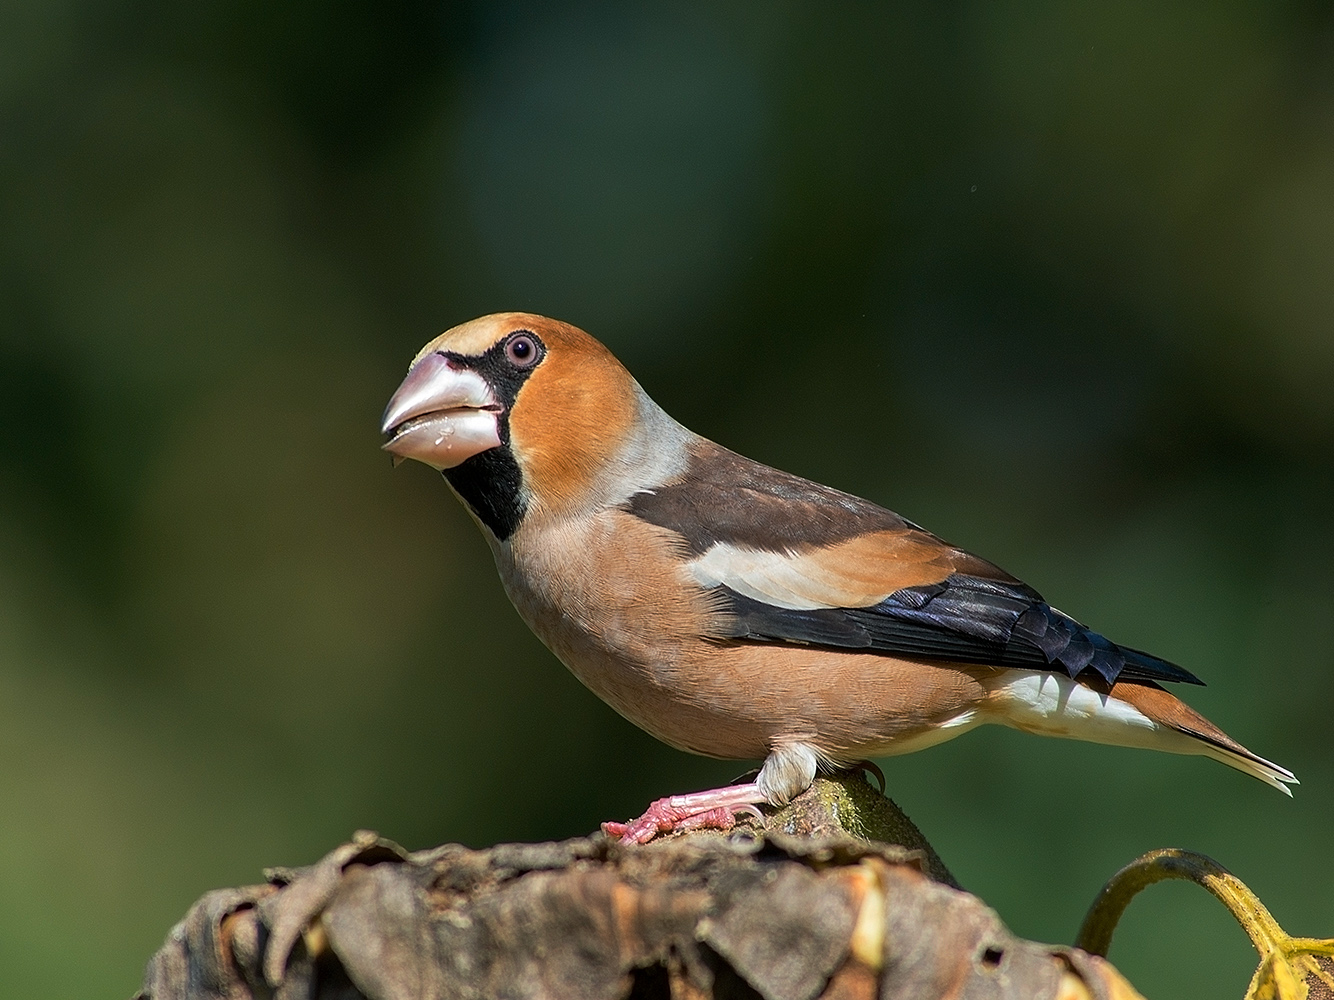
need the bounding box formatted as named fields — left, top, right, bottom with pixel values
left=496, top=511, right=705, bottom=663
left=491, top=509, right=761, bottom=754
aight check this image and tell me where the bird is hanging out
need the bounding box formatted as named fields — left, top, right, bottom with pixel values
left=381, top=312, right=1296, bottom=844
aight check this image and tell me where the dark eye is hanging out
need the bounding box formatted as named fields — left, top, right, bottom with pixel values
left=505, top=333, right=540, bottom=368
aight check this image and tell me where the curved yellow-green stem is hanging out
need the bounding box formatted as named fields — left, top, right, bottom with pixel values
left=1076, top=848, right=1334, bottom=1000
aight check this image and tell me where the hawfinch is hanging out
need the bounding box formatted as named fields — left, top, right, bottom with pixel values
left=382, top=313, right=1296, bottom=844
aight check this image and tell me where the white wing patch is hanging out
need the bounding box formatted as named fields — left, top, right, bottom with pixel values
left=686, top=541, right=892, bottom=610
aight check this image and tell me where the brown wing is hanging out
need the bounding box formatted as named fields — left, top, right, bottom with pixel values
left=625, top=440, right=1201, bottom=686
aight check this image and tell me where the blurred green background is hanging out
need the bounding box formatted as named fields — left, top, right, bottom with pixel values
left=1, top=2, right=1331, bottom=997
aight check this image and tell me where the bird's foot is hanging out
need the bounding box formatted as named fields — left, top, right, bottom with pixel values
left=602, top=782, right=768, bottom=845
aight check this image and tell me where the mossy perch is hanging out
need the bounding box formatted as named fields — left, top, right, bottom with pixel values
left=734, top=769, right=958, bottom=887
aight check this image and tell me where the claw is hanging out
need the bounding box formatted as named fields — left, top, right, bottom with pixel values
left=851, top=759, right=886, bottom=794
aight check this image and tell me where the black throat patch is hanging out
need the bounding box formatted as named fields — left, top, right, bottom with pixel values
left=438, top=332, right=545, bottom=541
left=444, top=447, right=526, bottom=540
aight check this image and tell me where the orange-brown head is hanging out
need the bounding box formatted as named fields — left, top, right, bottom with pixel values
left=382, top=313, right=689, bottom=538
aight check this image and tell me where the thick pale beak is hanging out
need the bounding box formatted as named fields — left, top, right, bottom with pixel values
left=381, top=352, right=503, bottom=470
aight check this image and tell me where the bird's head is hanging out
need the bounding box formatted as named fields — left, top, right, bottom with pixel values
left=382, top=313, right=680, bottom=539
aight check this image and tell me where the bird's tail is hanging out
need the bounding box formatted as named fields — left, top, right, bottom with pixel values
left=1195, top=743, right=1297, bottom=794
left=986, top=671, right=1298, bottom=794
left=1111, top=679, right=1298, bottom=795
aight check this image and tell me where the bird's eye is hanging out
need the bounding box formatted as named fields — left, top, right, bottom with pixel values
left=505, top=333, right=540, bottom=368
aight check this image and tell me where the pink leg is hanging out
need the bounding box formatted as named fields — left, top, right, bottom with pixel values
left=601, top=782, right=769, bottom=845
